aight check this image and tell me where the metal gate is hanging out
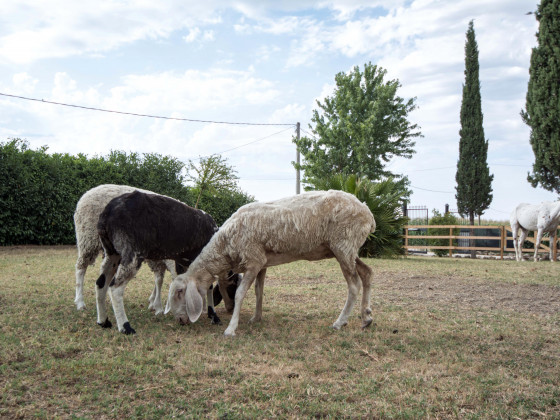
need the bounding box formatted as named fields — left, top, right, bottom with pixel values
left=402, top=204, right=428, bottom=225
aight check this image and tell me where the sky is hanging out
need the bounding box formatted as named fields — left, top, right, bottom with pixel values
left=0, top=0, right=556, bottom=221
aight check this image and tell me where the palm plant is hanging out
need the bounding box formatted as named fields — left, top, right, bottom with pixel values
left=306, top=174, right=408, bottom=257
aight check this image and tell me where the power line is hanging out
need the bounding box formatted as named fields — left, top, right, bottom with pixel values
left=404, top=163, right=531, bottom=173
left=241, top=177, right=295, bottom=181
left=0, top=92, right=294, bottom=126
left=300, top=128, right=316, bottom=139
left=200, top=125, right=295, bottom=158
left=406, top=165, right=455, bottom=173
left=488, top=207, right=510, bottom=214
left=411, top=185, right=454, bottom=194
left=492, top=163, right=529, bottom=167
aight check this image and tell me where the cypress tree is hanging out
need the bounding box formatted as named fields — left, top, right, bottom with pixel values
left=455, top=20, right=494, bottom=227
left=521, top=0, right=560, bottom=194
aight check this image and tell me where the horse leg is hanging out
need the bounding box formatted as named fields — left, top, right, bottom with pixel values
left=511, top=224, right=520, bottom=261
left=534, top=229, right=544, bottom=262
left=518, top=229, right=527, bottom=262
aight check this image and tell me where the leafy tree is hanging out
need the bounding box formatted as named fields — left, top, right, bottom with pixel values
left=308, top=174, right=408, bottom=258
left=293, top=62, right=421, bottom=197
left=187, top=155, right=240, bottom=208
left=521, top=0, right=560, bottom=193
left=455, top=20, right=493, bottom=229
left=197, top=188, right=254, bottom=226
left=102, top=150, right=192, bottom=202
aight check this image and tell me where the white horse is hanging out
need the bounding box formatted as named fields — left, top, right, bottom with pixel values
left=510, top=201, right=560, bottom=262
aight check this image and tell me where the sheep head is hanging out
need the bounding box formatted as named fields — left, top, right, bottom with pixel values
left=165, top=273, right=207, bottom=324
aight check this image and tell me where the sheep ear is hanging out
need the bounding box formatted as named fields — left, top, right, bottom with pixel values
left=185, top=281, right=203, bottom=322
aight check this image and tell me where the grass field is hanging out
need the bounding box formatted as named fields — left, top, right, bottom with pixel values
left=1, top=246, right=559, bottom=419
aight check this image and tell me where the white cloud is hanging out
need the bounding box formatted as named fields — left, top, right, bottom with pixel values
left=254, top=45, right=282, bottom=63
left=0, top=0, right=225, bottom=63
left=2, top=68, right=287, bottom=157
left=184, top=27, right=201, bottom=43
left=316, top=0, right=405, bottom=19
left=277, top=0, right=537, bottom=72
left=203, top=30, right=215, bottom=41
left=106, top=68, right=282, bottom=114
left=12, top=73, right=38, bottom=94
left=184, top=28, right=215, bottom=43
left=269, top=103, right=306, bottom=126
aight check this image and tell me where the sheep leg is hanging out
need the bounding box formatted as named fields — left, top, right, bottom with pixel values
left=109, top=282, right=135, bottom=334
left=95, top=254, right=120, bottom=328
left=218, top=277, right=235, bottom=313
left=146, top=260, right=166, bottom=315
left=207, top=285, right=221, bottom=325
left=224, top=267, right=260, bottom=337
left=74, top=250, right=97, bottom=310
left=108, top=258, right=140, bottom=335
left=356, top=258, right=374, bottom=329
left=249, top=269, right=267, bottom=324
left=332, top=256, right=361, bottom=330
left=74, top=266, right=87, bottom=311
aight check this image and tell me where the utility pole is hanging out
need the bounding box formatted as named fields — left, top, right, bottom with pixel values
left=296, top=122, right=300, bottom=194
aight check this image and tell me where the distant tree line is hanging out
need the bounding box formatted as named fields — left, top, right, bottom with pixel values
left=0, top=138, right=253, bottom=245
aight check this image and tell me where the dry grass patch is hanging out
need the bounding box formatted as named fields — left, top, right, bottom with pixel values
left=0, top=246, right=559, bottom=418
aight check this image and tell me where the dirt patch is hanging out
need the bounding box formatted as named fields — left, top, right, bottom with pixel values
left=374, top=273, right=560, bottom=316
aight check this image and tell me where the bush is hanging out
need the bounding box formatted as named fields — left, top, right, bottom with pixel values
left=428, top=210, right=459, bottom=257
left=305, top=174, right=408, bottom=258
left=0, top=139, right=250, bottom=245
left=0, top=140, right=80, bottom=244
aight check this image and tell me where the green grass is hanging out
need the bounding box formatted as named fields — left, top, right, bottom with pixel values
left=0, top=246, right=559, bottom=418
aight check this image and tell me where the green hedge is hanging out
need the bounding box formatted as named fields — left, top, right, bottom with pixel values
left=0, top=139, right=252, bottom=245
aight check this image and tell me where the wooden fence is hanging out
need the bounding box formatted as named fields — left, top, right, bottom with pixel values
left=403, top=225, right=559, bottom=260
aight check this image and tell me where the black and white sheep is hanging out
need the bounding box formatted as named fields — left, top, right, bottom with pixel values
left=74, top=184, right=171, bottom=314
left=96, top=190, right=231, bottom=334
left=165, top=190, right=376, bottom=337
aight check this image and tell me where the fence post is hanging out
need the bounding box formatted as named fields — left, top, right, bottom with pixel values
left=554, top=229, right=558, bottom=261
left=500, top=225, right=505, bottom=260
left=449, top=227, right=452, bottom=257
left=404, top=227, right=409, bottom=256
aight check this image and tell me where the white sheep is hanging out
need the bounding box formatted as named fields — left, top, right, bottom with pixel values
left=165, top=190, right=376, bottom=337
left=74, top=184, right=170, bottom=314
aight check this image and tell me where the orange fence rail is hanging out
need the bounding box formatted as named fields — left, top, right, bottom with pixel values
left=403, top=225, right=559, bottom=260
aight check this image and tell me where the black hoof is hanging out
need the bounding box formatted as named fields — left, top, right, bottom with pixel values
left=121, top=322, right=136, bottom=335
left=97, top=318, right=112, bottom=329
left=208, top=306, right=221, bottom=324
